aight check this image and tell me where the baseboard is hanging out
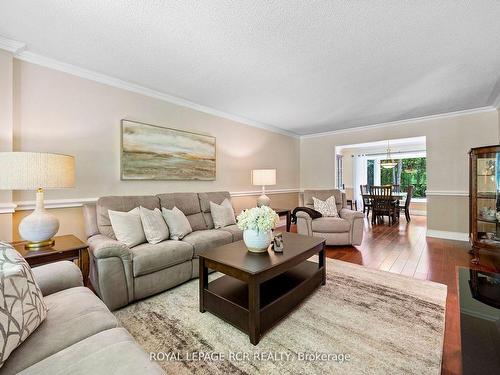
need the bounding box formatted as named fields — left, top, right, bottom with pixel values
left=426, top=229, right=469, bottom=242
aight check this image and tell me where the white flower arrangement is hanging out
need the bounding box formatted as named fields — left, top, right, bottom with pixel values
left=236, top=206, right=280, bottom=232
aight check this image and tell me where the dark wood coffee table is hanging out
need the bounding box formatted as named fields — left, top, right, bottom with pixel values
left=198, top=232, right=326, bottom=345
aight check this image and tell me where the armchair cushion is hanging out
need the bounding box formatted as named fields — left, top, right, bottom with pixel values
left=311, top=217, right=351, bottom=233
left=130, top=240, right=193, bottom=277
left=31, top=261, right=83, bottom=296
left=303, top=189, right=345, bottom=212
left=312, top=196, right=339, bottom=217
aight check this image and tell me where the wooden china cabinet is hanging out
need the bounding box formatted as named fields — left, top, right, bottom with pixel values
left=469, top=145, right=500, bottom=264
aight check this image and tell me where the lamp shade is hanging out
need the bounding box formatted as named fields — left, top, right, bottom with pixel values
left=252, top=169, right=276, bottom=186
left=0, top=152, right=75, bottom=190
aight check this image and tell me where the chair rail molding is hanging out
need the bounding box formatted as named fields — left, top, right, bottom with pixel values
left=230, top=188, right=300, bottom=197
left=425, top=190, right=469, bottom=197
left=11, top=189, right=301, bottom=211
left=15, top=198, right=99, bottom=211
left=0, top=203, right=17, bottom=214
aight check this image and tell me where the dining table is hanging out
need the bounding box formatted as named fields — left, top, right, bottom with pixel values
left=362, top=192, right=407, bottom=202
left=362, top=192, right=407, bottom=223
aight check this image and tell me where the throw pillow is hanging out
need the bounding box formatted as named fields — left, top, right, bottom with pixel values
left=139, top=207, right=169, bottom=244
left=313, top=196, right=339, bottom=217
left=162, top=207, right=193, bottom=240
left=108, top=207, right=146, bottom=247
left=0, top=242, right=48, bottom=368
left=209, top=199, right=236, bottom=229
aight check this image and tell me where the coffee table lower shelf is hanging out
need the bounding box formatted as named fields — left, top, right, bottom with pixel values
left=201, top=260, right=324, bottom=344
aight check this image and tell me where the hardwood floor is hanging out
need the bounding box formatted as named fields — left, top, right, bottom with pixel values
left=290, top=215, right=500, bottom=375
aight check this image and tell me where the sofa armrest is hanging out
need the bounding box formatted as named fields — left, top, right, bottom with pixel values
left=339, top=208, right=365, bottom=245
left=296, top=211, right=313, bottom=236
left=87, top=234, right=133, bottom=310
left=339, top=208, right=364, bottom=222
left=87, top=234, right=131, bottom=260
left=32, top=261, right=83, bottom=296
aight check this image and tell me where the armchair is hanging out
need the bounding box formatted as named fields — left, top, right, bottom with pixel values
left=296, top=189, right=364, bottom=246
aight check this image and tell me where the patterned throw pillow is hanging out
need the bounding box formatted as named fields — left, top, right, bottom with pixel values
left=313, top=196, right=339, bottom=217
left=0, top=242, right=48, bottom=368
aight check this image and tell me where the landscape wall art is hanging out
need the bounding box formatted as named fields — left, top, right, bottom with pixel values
left=121, top=120, right=216, bottom=180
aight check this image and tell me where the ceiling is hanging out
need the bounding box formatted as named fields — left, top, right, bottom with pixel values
left=1, top=1, right=500, bottom=136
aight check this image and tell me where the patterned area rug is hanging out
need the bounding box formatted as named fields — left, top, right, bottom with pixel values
left=114, top=259, right=447, bottom=374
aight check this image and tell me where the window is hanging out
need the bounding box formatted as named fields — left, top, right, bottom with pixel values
left=380, top=157, right=427, bottom=198
left=336, top=154, right=343, bottom=189
left=367, top=159, right=375, bottom=186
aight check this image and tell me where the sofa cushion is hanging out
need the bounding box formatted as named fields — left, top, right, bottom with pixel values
left=219, top=224, right=243, bottom=241
left=139, top=207, right=169, bottom=244
left=198, top=191, right=232, bottom=229
left=311, top=217, right=351, bottom=233
left=210, top=199, right=236, bottom=228
left=157, top=192, right=207, bottom=231
left=2, top=287, right=118, bottom=375
left=18, top=328, right=164, bottom=375
left=162, top=206, right=193, bottom=240
left=182, top=229, right=233, bottom=257
left=96, top=196, right=160, bottom=239
left=108, top=207, right=146, bottom=247
left=130, top=240, right=194, bottom=277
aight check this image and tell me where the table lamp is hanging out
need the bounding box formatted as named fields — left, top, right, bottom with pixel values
left=0, top=152, right=75, bottom=248
left=251, top=169, right=276, bottom=207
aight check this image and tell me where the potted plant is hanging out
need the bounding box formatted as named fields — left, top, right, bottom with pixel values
left=237, top=206, right=280, bottom=253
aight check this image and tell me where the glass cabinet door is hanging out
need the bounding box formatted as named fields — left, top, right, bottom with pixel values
left=476, top=152, right=500, bottom=245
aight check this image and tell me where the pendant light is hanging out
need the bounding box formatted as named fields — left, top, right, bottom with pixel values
left=380, top=140, right=398, bottom=169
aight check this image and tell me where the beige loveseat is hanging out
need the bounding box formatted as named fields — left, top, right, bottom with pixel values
left=2, top=260, right=163, bottom=375
left=83, top=191, right=242, bottom=311
left=296, top=189, right=364, bottom=246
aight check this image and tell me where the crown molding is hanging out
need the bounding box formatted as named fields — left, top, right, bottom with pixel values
left=300, top=106, right=497, bottom=139
left=14, top=50, right=299, bottom=139
left=0, top=36, right=26, bottom=55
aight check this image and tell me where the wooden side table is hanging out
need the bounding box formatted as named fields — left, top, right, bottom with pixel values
left=12, top=234, right=89, bottom=286
left=272, top=208, right=292, bottom=232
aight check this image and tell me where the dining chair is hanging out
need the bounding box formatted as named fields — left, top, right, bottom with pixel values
left=370, top=186, right=397, bottom=225
left=399, top=185, right=414, bottom=222
left=360, top=184, right=372, bottom=216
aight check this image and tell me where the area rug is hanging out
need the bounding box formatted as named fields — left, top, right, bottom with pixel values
left=114, top=259, right=447, bottom=374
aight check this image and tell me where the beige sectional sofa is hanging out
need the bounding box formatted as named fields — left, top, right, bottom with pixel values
left=296, top=189, right=364, bottom=246
left=83, top=191, right=242, bottom=311
left=2, top=260, right=163, bottom=375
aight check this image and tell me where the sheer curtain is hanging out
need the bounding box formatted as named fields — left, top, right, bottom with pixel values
left=352, top=154, right=367, bottom=207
